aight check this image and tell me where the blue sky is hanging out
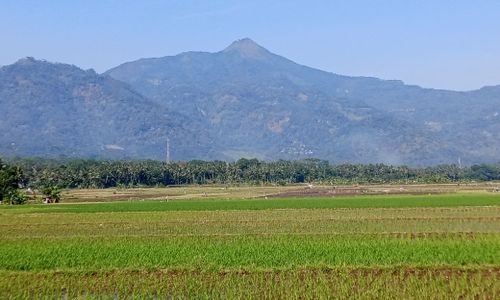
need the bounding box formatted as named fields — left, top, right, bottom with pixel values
left=1, top=0, right=499, bottom=90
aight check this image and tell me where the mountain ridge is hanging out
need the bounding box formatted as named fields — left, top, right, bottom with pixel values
left=106, top=39, right=496, bottom=93
left=1, top=39, right=499, bottom=165
left=0, top=57, right=215, bottom=160
left=105, top=39, right=499, bottom=165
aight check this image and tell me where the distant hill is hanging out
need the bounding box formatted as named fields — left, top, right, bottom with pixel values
left=106, top=38, right=499, bottom=165
left=0, top=57, right=214, bottom=160
left=1, top=39, right=499, bottom=165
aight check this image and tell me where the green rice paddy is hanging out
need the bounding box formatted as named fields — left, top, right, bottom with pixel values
left=1, top=192, right=499, bottom=298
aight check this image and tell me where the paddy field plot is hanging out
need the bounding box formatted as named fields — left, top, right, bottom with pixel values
left=0, top=192, right=499, bottom=298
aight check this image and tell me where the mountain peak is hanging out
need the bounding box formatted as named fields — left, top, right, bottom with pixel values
left=12, top=57, right=59, bottom=68
left=222, top=38, right=271, bottom=59
left=15, top=56, right=38, bottom=65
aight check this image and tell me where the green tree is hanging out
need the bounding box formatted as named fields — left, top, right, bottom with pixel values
left=42, top=186, right=61, bottom=203
left=0, top=158, right=25, bottom=204
left=6, top=190, right=28, bottom=205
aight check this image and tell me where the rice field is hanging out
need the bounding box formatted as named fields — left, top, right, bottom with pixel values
left=1, top=190, right=499, bottom=298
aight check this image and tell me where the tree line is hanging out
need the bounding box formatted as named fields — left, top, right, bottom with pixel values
left=5, top=157, right=500, bottom=190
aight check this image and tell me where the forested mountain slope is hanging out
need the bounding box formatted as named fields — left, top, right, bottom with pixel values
left=106, top=39, right=499, bottom=165
left=1, top=39, right=498, bottom=165
left=0, top=57, right=214, bottom=160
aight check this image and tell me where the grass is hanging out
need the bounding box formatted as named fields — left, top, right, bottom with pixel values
left=2, top=193, right=500, bottom=214
left=1, top=189, right=499, bottom=298
left=1, top=207, right=499, bottom=238
left=1, top=235, right=499, bottom=271
left=2, top=267, right=498, bottom=299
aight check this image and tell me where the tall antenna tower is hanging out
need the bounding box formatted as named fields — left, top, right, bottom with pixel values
left=166, top=138, right=170, bottom=164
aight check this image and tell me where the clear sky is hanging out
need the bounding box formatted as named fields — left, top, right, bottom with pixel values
left=1, top=0, right=499, bottom=91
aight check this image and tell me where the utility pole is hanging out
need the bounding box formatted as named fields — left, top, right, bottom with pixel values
left=166, top=138, right=170, bottom=164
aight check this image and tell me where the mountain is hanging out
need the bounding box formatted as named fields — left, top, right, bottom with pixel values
left=1, top=39, right=498, bottom=165
left=0, top=57, right=214, bottom=160
left=106, top=38, right=499, bottom=165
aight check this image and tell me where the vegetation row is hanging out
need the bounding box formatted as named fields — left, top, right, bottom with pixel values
left=8, top=158, right=500, bottom=188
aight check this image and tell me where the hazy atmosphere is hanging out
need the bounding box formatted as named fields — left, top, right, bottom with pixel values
left=1, top=1, right=500, bottom=298
left=2, top=0, right=500, bottom=90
